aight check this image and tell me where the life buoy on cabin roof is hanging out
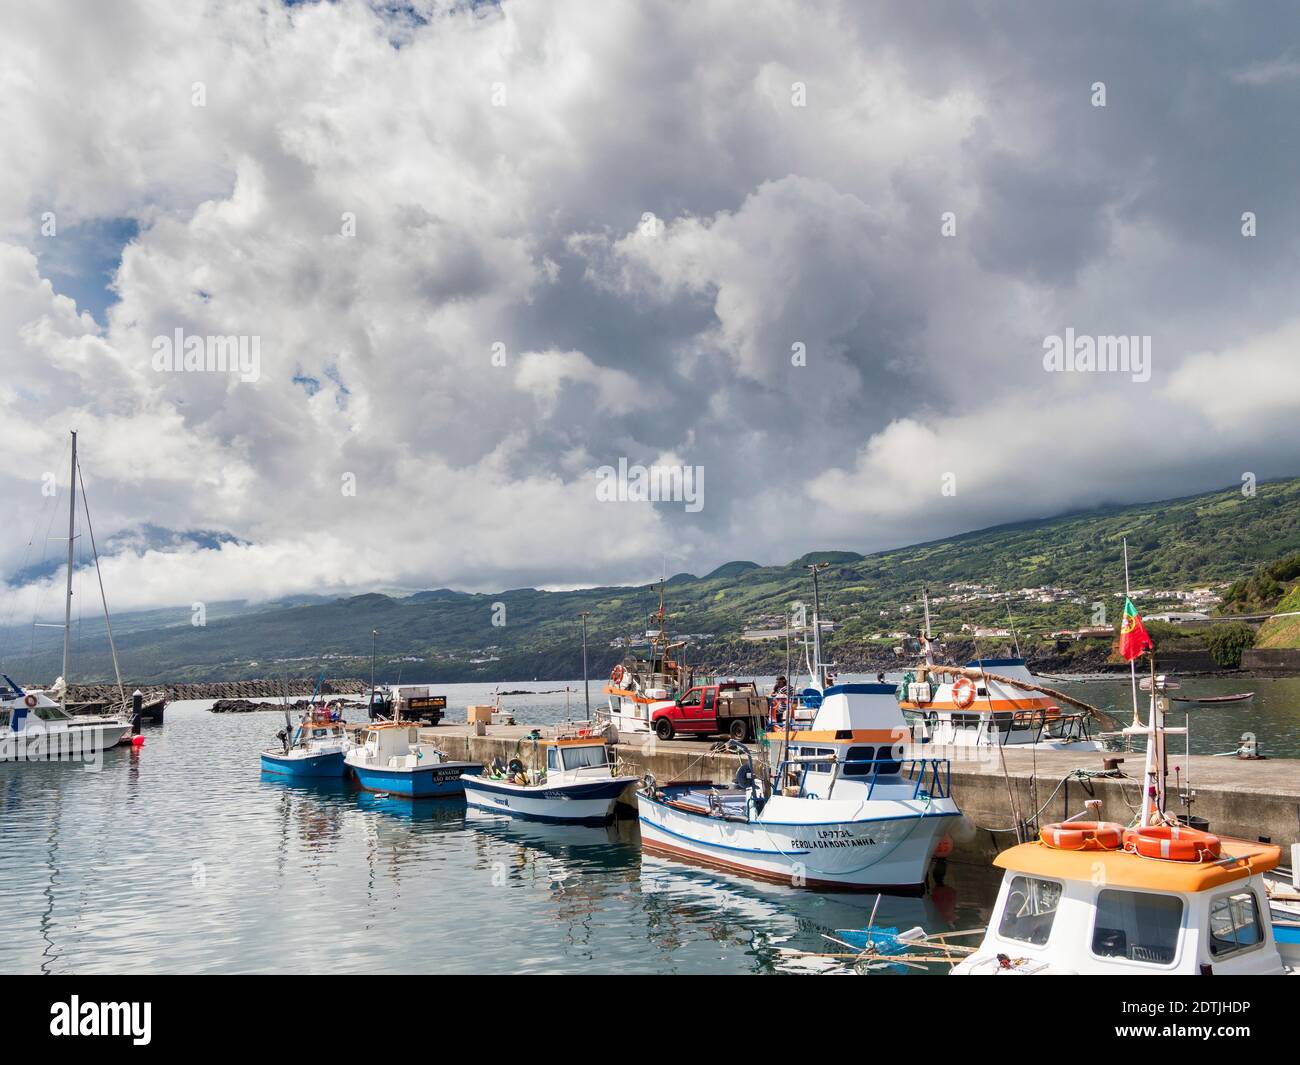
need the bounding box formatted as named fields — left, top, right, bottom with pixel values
left=1040, top=821, right=1124, bottom=851
left=1124, top=824, right=1221, bottom=862
left=610, top=664, right=626, bottom=686
left=24, top=694, right=37, bottom=707
left=952, top=677, right=976, bottom=709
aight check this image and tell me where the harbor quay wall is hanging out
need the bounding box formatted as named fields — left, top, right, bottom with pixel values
left=58, top=678, right=369, bottom=703
left=414, top=723, right=1300, bottom=866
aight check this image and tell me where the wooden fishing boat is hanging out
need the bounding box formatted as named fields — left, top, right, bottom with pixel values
left=1170, top=691, right=1254, bottom=704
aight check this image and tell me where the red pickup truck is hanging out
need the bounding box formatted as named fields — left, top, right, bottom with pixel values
left=651, top=681, right=767, bottom=741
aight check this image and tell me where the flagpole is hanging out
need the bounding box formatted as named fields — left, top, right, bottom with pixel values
left=1123, top=537, right=1140, bottom=731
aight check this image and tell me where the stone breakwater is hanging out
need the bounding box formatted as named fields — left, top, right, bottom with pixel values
left=210, top=697, right=362, bottom=714
left=58, top=678, right=367, bottom=703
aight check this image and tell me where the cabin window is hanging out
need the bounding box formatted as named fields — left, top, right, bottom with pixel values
left=1091, top=890, right=1183, bottom=966
left=0, top=708, right=9, bottom=727
left=562, top=746, right=608, bottom=770
left=547, top=749, right=561, bottom=772
left=997, top=876, right=1061, bottom=946
left=952, top=713, right=980, bottom=730
left=843, top=744, right=903, bottom=776
left=32, top=705, right=70, bottom=721
left=843, top=745, right=875, bottom=776
left=609, top=695, right=622, bottom=711
left=1208, top=891, right=1263, bottom=958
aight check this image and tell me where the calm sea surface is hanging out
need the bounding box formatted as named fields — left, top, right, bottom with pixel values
left=1, top=674, right=1295, bottom=974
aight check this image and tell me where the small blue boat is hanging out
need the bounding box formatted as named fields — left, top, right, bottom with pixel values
left=260, top=704, right=352, bottom=778
left=345, top=722, right=479, bottom=798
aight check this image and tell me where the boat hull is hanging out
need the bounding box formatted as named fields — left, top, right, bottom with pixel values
left=463, top=775, right=635, bottom=824
left=350, top=761, right=478, bottom=798
left=261, top=749, right=347, bottom=778
left=0, top=723, right=131, bottom=763
left=637, top=792, right=957, bottom=892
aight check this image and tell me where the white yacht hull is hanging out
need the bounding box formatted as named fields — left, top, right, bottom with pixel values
left=0, top=721, right=130, bottom=762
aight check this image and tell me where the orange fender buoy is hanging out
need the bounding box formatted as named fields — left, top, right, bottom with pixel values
left=1123, top=824, right=1221, bottom=861
left=1040, top=820, right=1124, bottom=851
left=952, top=677, right=976, bottom=709
left=933, top=833, right=953, bottom=859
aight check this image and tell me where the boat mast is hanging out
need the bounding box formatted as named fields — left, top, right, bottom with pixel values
left=921, top=585, right=934, bottom=667
left=807, top=562, right=828, bottom=689
left=1122, top=537, right=1140, bottom=730
left=61, top=431, right=77, bottom=703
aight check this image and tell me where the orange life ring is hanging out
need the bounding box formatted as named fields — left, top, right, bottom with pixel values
left=610, top=665, right=626, bottom=686
left=952, top=677, right=976, bottom=709
left=1040, top=820, right=1124, bottom=851
left=24, top=694, right=37, bottom=708
left=1123, top=824, right=1221, bottom=862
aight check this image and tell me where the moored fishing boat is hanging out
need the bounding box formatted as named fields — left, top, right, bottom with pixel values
left=955, top=588, right=1294, bottom=975
left=345, top=722, right=479, bottom=797
left=599, top=580, right=696, bottom=735
left=637, top=681, right=960, bottom=892
left=899, top=657, right=1102, bottom=751
left=260, top=701, right=353, bottom=778
left=462, top=727, right=637, bottom=824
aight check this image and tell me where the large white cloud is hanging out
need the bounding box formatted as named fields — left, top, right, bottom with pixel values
left=0, top=0, right=1298, bottom=616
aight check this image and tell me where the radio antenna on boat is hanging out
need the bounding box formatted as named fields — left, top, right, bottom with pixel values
left=1005, top=598, right=1022, bottom=659
left=806, top=562, right=829, bottom=689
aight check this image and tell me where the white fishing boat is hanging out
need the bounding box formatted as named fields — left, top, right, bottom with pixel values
left=637, top=683, right=959, bottom=891
left=598, top=580, right=695, bottom=735
left=2, top=432, right=136, bottom=763
left=637, top=570, right=958, bottom=891
left=899, top=658, right=1101, bottom=751
left=954, top=644, right=1295, bottom=974
left=463, top=728, right=637, bottom=824
left=1, top=675, right=129, bottom=761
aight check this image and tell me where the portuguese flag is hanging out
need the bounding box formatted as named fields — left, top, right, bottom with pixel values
left=1119, top=598, right=1154, bottom=661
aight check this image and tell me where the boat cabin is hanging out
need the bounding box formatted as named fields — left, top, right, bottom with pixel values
left=780, top=683, right=949, bottom=803
left=957, top=831, right=1288, bottom=974
left=356, top=722, right=427, bottom=768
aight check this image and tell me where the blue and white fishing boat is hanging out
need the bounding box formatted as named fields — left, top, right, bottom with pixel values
left=260, top=702, right=353, bottom=778
left=463, top=727, right=637, bottom=824
left=345, top=722, right=479, bottom=798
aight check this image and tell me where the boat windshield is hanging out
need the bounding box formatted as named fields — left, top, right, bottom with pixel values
left=31, top=704, right=73, bottom=722
left=562, top=746, right=608, bottom=770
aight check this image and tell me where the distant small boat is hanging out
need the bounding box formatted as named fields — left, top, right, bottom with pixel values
left=345, top=722, right=479, bottom=798
left=1170, top=692, right=1255, bottom=704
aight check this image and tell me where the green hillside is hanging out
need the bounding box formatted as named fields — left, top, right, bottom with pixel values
left=4, top=478, right=1299, bottom=684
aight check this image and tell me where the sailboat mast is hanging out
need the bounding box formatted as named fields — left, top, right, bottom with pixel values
left=921, top=585, right=934, bottom=666
left=61, top=430, right=77, bottom=697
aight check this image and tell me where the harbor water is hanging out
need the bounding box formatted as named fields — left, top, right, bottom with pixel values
left=1, top=675, right=1295, bottom=974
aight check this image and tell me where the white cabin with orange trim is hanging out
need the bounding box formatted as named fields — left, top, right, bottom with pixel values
left=953, top=825, right=1294, bottom=975
left=899, top=658, right=1100, bottom=751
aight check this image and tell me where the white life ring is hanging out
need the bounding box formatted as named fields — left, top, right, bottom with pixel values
left=952, top=677, right=976, bottom=709
left=610, top=664, right=626, bottom=687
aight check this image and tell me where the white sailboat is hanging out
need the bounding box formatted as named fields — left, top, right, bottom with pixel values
left=1, top=432, right=132, bottom=762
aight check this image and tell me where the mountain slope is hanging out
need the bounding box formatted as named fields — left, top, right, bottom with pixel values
left=4, top=478, right=1298, bottom=684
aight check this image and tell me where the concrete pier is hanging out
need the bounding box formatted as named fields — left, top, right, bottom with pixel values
left=408, top=721, right=1300, bottom=865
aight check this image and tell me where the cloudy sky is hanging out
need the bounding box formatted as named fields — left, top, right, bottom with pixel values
left=3, top=0, right=1299, bottom=617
